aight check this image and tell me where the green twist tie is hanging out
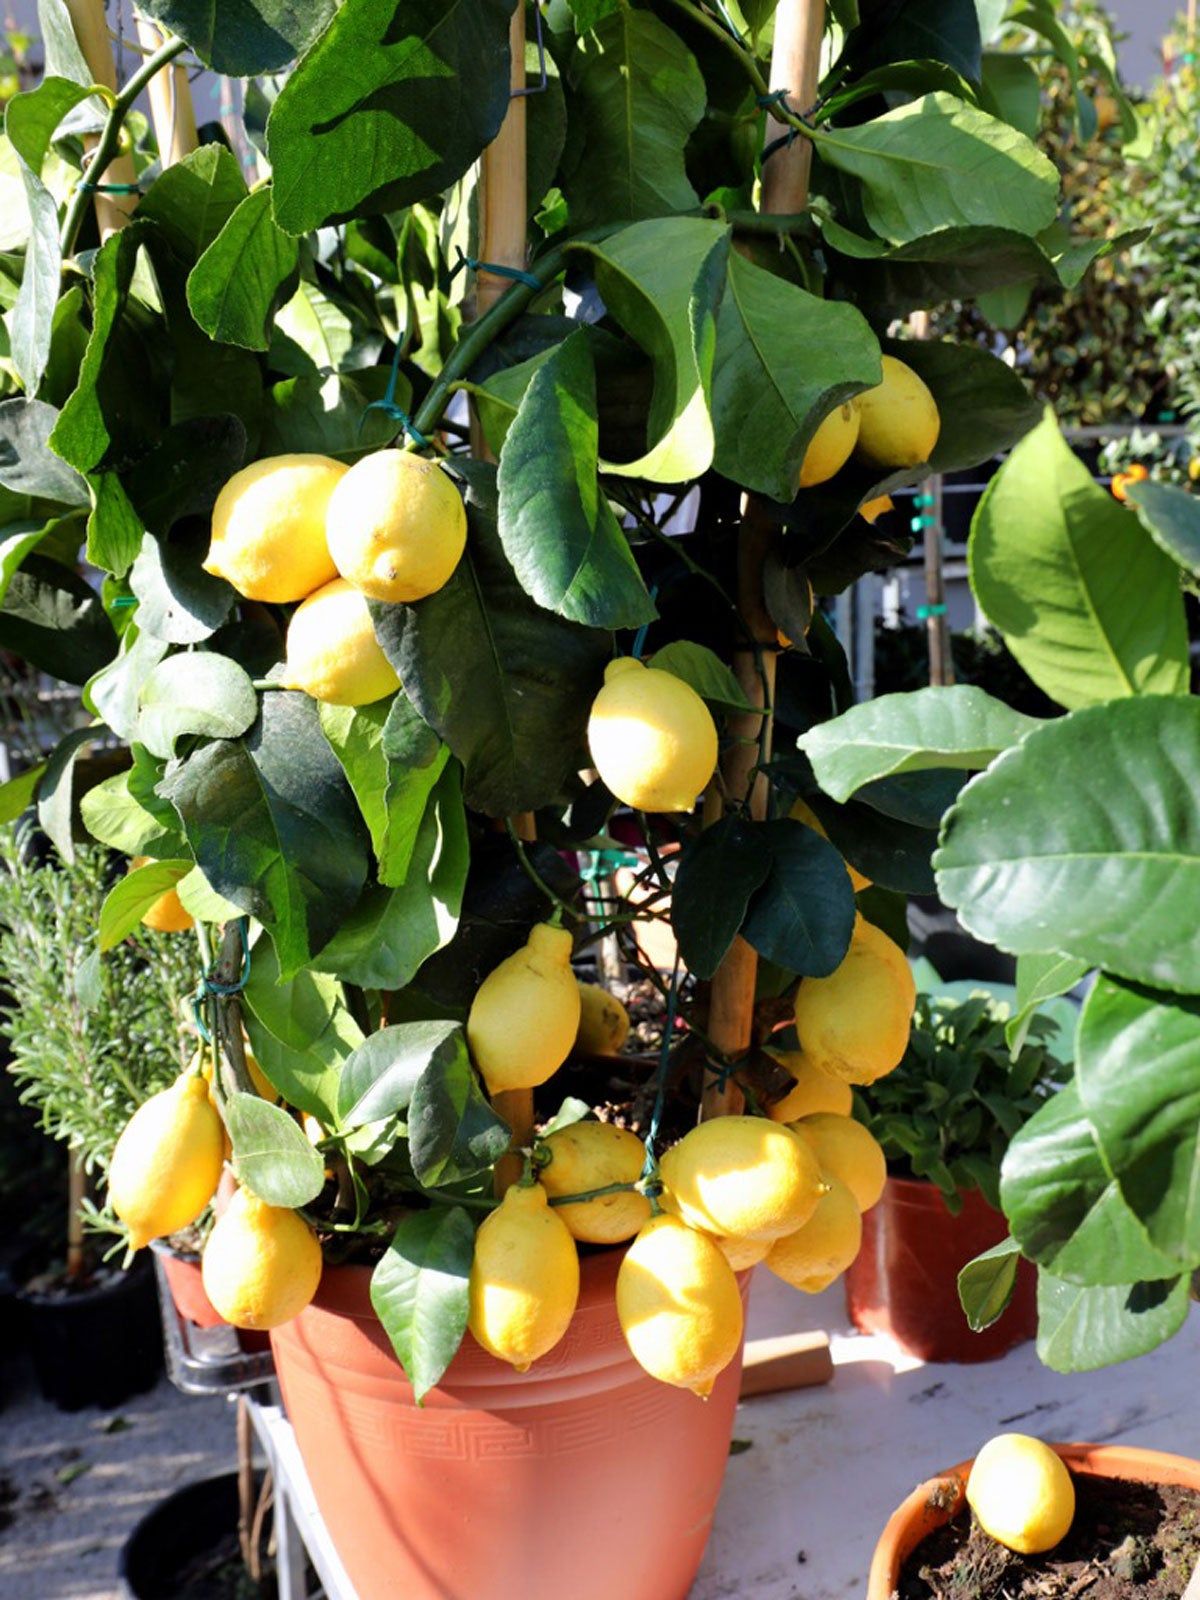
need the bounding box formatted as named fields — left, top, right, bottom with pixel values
left=916, top=603, right=947, bottom=620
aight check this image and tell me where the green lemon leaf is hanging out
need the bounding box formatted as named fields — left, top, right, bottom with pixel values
left=187, top=188, right=300, bottom=351
left=371, top=1207, right=474, bottom=1403
left=1035, top=1271, right=1188, bottom=1374
left=136, top=653, right=259, bottom=759
left=226, top=1093, right=325, bottom=1208
left=1125, top=479, right=1200, bottom=578
left=0, top=399, right=87, bottom=505
left=408, top=1036, right=511, bottom=1186
left=970, top=412, right=1189, bottom=708
left=98, top=858, right=192, bottom=951
left=339, top=1021, right=464, bottom=1129
left=957, top=1237, right=1022, bottom=1333
left=137, top=144, right=249, bottom=263
left=672, top=817, right=772, bottom=981
left=741, top=821, right=857, bottom=978
left=648, top=640, right=758, bottom=714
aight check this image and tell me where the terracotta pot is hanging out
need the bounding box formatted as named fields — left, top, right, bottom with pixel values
left=844, top=1175, right=1037, bottom=1363
left=271, top=1251, right=749, bottom=1600
left=867, top=1442, right=1200, bottom=1599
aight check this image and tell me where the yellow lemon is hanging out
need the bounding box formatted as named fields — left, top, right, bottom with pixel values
left=860, top=494, right=894, bottom=523
left=854, top=355, right=940, bottom=469
left=792, top=1112, right=886, bottom=1213
left=764, top=1048, right=853, bottom=1122
left=537, top=1121, right=650, bottom=1245
left=711, top=1232, right=771, bottom=1271
left=468, top=1183, right=580, bottom=1371
left=202, top=1188, right=323, bottom=1331
left=660, top=1116, right=825, bottom=1242
left=575, top=981, right=630, bottom=1056
left=967, top=1434, right=1076, bottom=1555
left=130, top=856, right=194, bottom=933
left=325, top=449, right=467, bottom=603
left=587, top=658, right=718, bottom=813
left=467, top=922, right=581, bottom=1095
left=765, top=1175, right=862, bottom=1292
left=204, top=454, right=345, bottom=602
left=108, top=1072, right=225, bottom=1250
left=282, top=577, right=401, bottom=706
left=788, top=797, right=870, bottom=893
left=799, top=401, right=860, bottom=488
left=617, top=1212, right=743, bottom=1397
left=196, top=1045, right=279, bottom=1106
left=793, top=914, right=915, bottom=1084
left=1187, top=456, right=1200, bottom=483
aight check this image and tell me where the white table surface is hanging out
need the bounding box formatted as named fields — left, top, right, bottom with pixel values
left=693, top=1271, right=1200, bottom=1600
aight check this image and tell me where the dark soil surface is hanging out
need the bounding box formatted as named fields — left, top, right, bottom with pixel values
left=899, top=1475, right=1200, bottom=1600
left=167, top=1532, right=277, bottom=1600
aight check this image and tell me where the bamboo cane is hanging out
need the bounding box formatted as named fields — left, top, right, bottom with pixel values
left=135, top=13, right=198, bottom=167
left=700, top=0, right=824, bottom=1121
left=63, top=0, right=140, bottom=237
left=472, top=10, right=535, bottom=1192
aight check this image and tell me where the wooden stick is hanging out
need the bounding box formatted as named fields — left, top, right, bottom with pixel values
left=135, top=13, right=198, bottom=168
left=473, top=14, right=532, bottom=1192
left=739, top=1331, right=834, bottom=1395
left=66, top=1153, right=86, bottom=1279
left=63, top=0, right=140, bottom=238
left=701, top=0, right=824, bottom=1122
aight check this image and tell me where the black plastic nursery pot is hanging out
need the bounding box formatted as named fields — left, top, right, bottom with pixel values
left=118, top=1471, right=268, bottom=1600
left=18, top=1255, right=163, bottom=1411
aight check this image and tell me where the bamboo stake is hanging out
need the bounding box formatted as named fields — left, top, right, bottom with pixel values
left=700, top=0, right=824, bottom=1122
left=135, top=13, right=198, bottom=167
left=472, top=10, right=534, bottom=1192
left=63, top=0, right=140, bottom=238
left=66, top=1153, right=86, bottom=1279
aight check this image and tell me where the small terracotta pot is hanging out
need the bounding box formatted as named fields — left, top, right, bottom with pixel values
left=867, top=1442, right=1200, bottom=1599
left=844, top=1175, right=1037, bottom=1363
left=271, top=1252, right=749, bottom=1600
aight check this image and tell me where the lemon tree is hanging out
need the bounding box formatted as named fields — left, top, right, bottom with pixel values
left=0, top=0, right=1126, bottom=1395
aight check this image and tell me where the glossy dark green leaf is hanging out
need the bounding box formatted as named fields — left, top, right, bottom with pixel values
left=123, top=416, right=248, bottom=539
left=559, top=8, right=704, bottom=229
left=408, top=1034, right=511, bottom=1186
left=1035, top=1271, right=1188, bottom=1373
left=84, top=473, right=150, bottom=581
left=741, top=820, right=856, bottom=978
left=811, top=93, right=1058, bottom=246
left=1077, top=977, right=1200, bottom=1266
left=242, top=932, right=341, bottom=1053
left=267, top=0, right=517, bottom=234
left=244, top=1003, right=363, bottom=1127
left=371, top=468, right=609, bottom=816
left=957, top=1237, right=1021, bottom=1332
left=840, top=0, right=981, bottom=82
left=0, top=555, right=116, bottom=683
left=672, top=816, right=772, bottom=980
left=129, top=531, right=236, bottom=645
left=799, top=685, right=1040, bottom=802
left=136, top=653, right=259, bottom=759
left=1006, top=950, right=1088, bottom=1052
left=805, top=793, right=937, bottom=896
left=856, top=770, right=966, bottom=830
left=80, top=752, right=183, bottom=857
left=137, top=144, right=249, bottom=263
left=339, top=1021, right=464, bottom=1129
left=160, top=691, right=369, bottom=978
left=313, top=760, right=468, bottom=990
left=648, top=640, right=758, bottom=714
left=0, top=399, right=87, bottom=505
left=1125, top=479, right=1200, bottom=578
left=0, top=762, right=45, bottom=825
left=135, top=0, right=335, bottom=74
left=187, top=188, right=300, bottom=350
left=371, top=1206, right=474, bottom=1403
left=259, top=372, right=400, bottom=458
left=710, top=253, right=880, bottom=501
left=980, top=52, right=1041, bottom=136
left=497, top=332, right=655, bottom=630
left=36, top=725, right=96, bottom=863
left=971, top=412, right=1188, bottom=708
left=936, top=699, right=1200, bottom=993
left=226, top=1092, right=326, bottom=1207
left=999, top=1079, right=1180, bottom=1286
left=98, top=857, right=192, bottom=950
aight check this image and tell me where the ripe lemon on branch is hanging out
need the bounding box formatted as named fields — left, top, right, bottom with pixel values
left=202, top=1187, right=323, bottom=1330
left=537, top=1121, right=649, bottom=1244
left=799, top=400, right=860, bottom=488
left=792, top=1113, right=887, bottom=1213
left=283, top=578, right=401, bottom=707
left=587, top=658, right=718, bottom=813
left=467, top=922, right=581, bottom=1094
left=764, top=1048, right=853, bottom=1122
left=660, top=1116, right=824, bottom=1241
left=574, top=981, right=630, bottom=1056
left=468, top=1182, right=580, bottom=1371
left=108, top=1070, right=225, bottom=1250
left=130, top=855, right=193, bottom=933
left=204, top=454, right=346, bottom=602
left=617, top=1212, right=743, bottom=1397
left=854, top=356, right=940, bottom=469
left=793, top=915, right=915, bottom=1084
left=765, top=1175, right=862, bottom=1293
left=326, top=449, right=467, bottom=602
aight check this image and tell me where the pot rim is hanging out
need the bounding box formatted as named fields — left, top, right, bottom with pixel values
left=148, top=1237, right=200, bottom=1266
left=17, top=1254, right=150, bottom=1308
left=866, top=1441, right=1200, bottom=1599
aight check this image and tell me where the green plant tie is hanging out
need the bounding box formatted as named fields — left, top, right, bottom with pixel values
left=449, top=246, right=542, bottom=291
left=916, top=603, right=947, bottom=620
left=756, top=88, right=793, bottom=111
left=630, top=583, right=660, bottom=660
left=202, top=916, right=252, bottom=998
left=77, top=179, right=142, bottom=194
left=913, top=492, right=935, bottom=509
left=578, top=848, right=640, bottom=883
left=910, top=513, right=936, bottom=531
left=361, top=340, right=430, bottom=448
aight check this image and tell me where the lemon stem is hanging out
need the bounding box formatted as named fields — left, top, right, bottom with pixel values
left=503, top=819, right=581, bottom=924
left=545, top=1180, right=642, bottom=1207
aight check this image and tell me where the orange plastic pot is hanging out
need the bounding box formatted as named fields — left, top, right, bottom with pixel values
left=844, top=1175, right=1036, bottom=1362
left=271, top=1251, right=749, bottom=1600
left=867, top=1442, right=1200, bottom=1599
